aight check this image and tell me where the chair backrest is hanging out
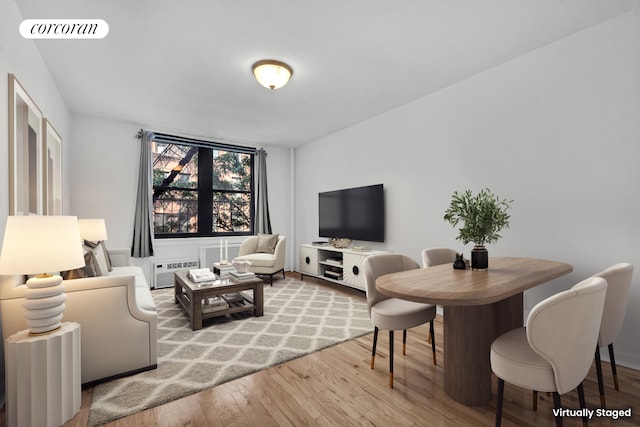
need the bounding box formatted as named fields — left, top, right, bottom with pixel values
left=594, top=262, right=633, bottom=347
left=526, top=276, right=607, bottom=394
left=421, top=248, right=458, bottom=267
left=239, top=235, right=285, bottom=256
left=362, top=253, right=420, bottom=313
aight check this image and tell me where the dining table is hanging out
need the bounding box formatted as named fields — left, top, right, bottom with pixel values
left=375, top=256, right=573, bottom=406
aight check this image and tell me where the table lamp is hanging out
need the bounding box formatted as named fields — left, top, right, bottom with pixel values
left=78, top=218, right=108, bottom=242
left=0, top=216, right=84, bottom=335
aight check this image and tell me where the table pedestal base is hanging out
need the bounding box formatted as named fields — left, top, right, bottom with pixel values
left=443, top=294, right=523, bottom=405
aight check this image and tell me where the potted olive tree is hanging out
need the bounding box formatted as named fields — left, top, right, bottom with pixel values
left=443, top=188, right=512, bottom=269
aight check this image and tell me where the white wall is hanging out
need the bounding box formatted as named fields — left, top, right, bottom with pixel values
left=0, top=0, right=73, bottom=407
left=70, top=114, right=294, bottom=281
left=295, top=12, right=640, bottom=368
left=0, top=0, right=73, bottom=228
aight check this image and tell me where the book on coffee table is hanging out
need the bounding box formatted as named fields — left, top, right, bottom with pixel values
left=202, top=296, right=229, bottom=313
left=188, top=268, right=216, bottom=283
left=223, top=292, right=244, bottom=303
left=230, top=271, right=256, bottom=282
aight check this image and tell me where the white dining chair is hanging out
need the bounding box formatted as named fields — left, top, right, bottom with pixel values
left=362, top=253, right=437, bottom=388
left=491, top=276, right=608, bottom=427
left=421, top=247, right=458, bottom=268
left=592, top=262, right=633, bottom=408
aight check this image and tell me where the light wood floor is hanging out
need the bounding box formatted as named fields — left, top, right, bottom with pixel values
left=4, top=278, right=640, bottom=427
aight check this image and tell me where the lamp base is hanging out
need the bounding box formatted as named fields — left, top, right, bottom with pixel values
left=22, top=274, right=66, bottom=335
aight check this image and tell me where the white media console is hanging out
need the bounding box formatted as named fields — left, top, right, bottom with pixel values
left=298, top=243, right=387, bottom=291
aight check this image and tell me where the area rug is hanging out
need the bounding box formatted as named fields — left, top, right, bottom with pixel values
left=87, top=277, right=372, bottom=426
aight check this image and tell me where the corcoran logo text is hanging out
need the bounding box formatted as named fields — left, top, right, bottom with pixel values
left=19, top=19, right=109, bottom=39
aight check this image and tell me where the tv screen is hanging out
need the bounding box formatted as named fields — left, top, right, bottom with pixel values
left=319, top=184, right=384, bottom=242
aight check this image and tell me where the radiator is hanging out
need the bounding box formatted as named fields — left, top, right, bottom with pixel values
left=199, top=243, right=241, bottom=270
left=153, top=259, right=199, bottom=289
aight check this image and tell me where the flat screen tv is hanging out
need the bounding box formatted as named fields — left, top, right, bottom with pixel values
left=319, top=184, right=384, bottom=242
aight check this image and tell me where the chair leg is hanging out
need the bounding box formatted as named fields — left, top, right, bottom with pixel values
left=609, top=343, right=619, bottom=391
left=533, top=390, right=538, bottom=411
left=370, top=327, right=378, bottom=369
left=402, top=329, right=407, bottom=355
left=282, top=269, right=286, bottom=279
left=577, top=382, right=588, bottom=427
left=552, top=392, right=563, bottom=427
left=495, top=378, right=504, bottom=427
left=595, top=346, right=606, bottom=408
left=429, top=320, right=436, bottom=365
left=389, top=330, right=394, bottom=388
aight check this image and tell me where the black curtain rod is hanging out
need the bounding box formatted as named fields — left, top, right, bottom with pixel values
left=135, top=130, right=256, bottom=154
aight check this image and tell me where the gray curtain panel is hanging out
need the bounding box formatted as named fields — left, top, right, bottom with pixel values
left=255, top=148, right=272, bottom=234
left=131, top=130, right=155, bottom=257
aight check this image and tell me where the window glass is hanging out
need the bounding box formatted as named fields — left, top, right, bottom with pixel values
left=151, top=137, right=254, bottom=237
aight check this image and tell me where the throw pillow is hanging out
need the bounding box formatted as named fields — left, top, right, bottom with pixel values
left=100, top=241, right=113, bottom=271
left=62, top=248, right=98, bottom=279
left=85, top=240, right=110, bottom=276
left=256, top=234, right=279, bottom=254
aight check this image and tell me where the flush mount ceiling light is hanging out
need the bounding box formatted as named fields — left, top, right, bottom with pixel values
left=252, top=59, right=293, bottom=90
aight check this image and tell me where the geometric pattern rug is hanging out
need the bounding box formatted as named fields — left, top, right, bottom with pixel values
left=87, top=277, right=372, bottom=426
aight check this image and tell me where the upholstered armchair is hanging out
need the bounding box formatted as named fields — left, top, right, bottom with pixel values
left=234, top=234, right=286, bottom=285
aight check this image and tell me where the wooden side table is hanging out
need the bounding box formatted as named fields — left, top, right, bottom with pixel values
left=5, top=322, right=81, bottom=427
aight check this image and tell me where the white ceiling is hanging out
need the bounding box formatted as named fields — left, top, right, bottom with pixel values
left=14, top=0, right=634, bottom=147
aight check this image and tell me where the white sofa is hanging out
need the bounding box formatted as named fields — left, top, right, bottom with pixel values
left=0, top=248, right=157, bottom=385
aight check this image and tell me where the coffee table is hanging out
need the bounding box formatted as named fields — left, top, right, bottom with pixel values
left=174, top=271, right=264, bottom=331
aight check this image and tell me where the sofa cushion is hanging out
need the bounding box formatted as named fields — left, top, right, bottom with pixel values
left=256, top=234, right=279, bottom=254
left=135, top=287, right=156, bottom=311
left=234, top=253, right=276, bottom=268
left=108, top=266, right=156, bottom=311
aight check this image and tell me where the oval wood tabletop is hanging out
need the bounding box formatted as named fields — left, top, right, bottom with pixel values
left=376, top=257, right=573, bottom=306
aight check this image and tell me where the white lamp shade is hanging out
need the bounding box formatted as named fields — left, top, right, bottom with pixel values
left=0, top=216, right=85, bottom=275
left=78, top=218, right=108, bottom=242
left=252, top=60, right=293, bottom=90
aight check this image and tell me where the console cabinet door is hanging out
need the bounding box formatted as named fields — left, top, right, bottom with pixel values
left=342, top=252, right=368, bottom=290
left=299, top=246, right=318, bottom=275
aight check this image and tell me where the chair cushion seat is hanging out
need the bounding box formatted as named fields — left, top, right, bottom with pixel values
left=234, top=253, right=276, bottom=268
left=371, top=298, right=435, bottom=331
left=491, top=327, right=556, bottom=392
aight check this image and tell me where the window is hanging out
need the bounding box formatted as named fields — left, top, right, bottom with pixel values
left=151, top=133, right=255, bottom=238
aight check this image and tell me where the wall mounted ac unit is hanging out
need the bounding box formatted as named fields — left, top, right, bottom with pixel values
left=153, top=259, right=199, bottom=289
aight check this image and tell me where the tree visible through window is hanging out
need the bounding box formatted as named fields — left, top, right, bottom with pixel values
left=151, top=134, right=254, bottom=237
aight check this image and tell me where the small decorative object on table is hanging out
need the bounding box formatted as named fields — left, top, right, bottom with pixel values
left=443, top=188, right=512, bottom=270
left=329, top=237, right=351, bottom=249
left=453, top=253, right=467, bottom=270
left=232, top=259, right=252, bottom=273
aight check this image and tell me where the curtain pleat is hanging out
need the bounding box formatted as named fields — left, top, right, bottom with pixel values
left=255, top=148, right=272, bottom=234
left=131, top=131, right=155, bottom=257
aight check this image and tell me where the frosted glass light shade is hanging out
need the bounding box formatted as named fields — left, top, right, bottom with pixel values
left=252, top=60, right=293, bottom=90
left=78, top=218, right=108, bottom=242
left=0, top=216, right=85, bottom=275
